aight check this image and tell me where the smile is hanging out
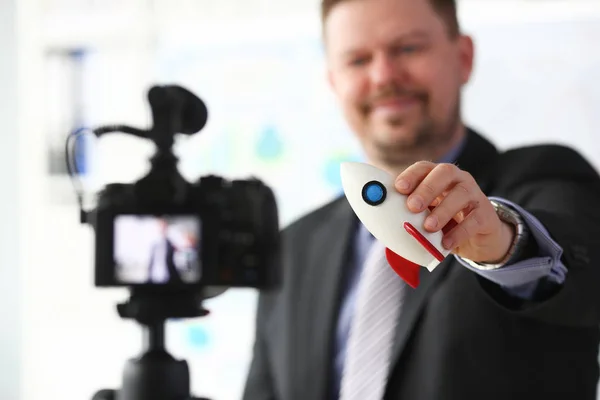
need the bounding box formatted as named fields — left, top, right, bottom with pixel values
left=371, top=97, right=419, bottom=114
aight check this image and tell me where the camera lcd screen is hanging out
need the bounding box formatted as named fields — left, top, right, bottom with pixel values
left=113, top=215, right=201, bottom=285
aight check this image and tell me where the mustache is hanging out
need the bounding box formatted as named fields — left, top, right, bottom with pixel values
left=362, top=85, right=428, bottom=111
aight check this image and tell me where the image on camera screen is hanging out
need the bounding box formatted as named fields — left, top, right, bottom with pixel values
left=114, top=215, right=201, bottom=285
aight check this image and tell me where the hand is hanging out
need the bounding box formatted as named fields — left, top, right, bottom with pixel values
left=395, top=161, right=515, bottom=263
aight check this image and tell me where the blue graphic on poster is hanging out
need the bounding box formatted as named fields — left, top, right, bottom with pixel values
left=256, top=124, right=284, bottom=162
left=187, top=324, right=210, bottom=348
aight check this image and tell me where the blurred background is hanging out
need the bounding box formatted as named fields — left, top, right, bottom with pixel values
left=2, top=0, right=600, bottom=399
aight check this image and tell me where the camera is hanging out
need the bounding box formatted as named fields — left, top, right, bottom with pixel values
left=92, top=166, right=280, bottom=292
left=65, top=85, right=281, bottom=400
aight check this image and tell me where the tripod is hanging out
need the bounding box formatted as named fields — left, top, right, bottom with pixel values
left=92, top=289, right=212, bottom=400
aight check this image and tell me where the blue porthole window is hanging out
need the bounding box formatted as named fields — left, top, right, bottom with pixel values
left=361, top=180, right=386, bottom=206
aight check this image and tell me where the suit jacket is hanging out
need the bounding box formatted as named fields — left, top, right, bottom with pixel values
left=242, top=129, right=600, bottom=400
left=148, top=239, right=182, bottom=283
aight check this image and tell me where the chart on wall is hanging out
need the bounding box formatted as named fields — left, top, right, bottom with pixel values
left=154, top=28, right=364, bottom=226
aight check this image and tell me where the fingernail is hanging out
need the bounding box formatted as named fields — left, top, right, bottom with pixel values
left=408, top=195, right=423, bottom=210
left=443, top=237, right=454, bottom=249
left=425, top=215, right=437, bottom=230
left=396, top=179, right=409, bottom=190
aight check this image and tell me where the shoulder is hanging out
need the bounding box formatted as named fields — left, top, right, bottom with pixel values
left=495, top=142, right=600, bottom=182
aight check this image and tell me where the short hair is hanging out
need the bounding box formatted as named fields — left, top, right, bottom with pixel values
left=320, top=0, right=460, bottom=38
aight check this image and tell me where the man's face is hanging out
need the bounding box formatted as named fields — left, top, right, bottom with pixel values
left=158, top=220, right=168, bottom=236
left=324, top=0, right=474, bottom=167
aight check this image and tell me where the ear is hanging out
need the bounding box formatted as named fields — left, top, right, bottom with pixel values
left=457, top=34, right=475, bottom=85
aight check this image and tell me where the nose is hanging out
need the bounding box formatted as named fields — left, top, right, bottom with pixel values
left=369, top=53, right=396, bottom=87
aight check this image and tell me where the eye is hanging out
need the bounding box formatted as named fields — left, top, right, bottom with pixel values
left=401, top=45, right=419, bottom=53
left=349, top=57, right=369, bottom=67
left=361, top=180, right=387, bottom=206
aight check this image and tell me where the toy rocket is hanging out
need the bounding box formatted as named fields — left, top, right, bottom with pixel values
left=340, top=162, right=451, bottom=288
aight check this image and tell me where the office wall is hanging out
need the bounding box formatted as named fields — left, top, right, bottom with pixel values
left=6, top=1, right=600, bottom=399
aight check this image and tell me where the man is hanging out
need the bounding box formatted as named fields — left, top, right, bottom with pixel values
left=147, top=218, right=183, bottom=284
left=242, top=0, right=600, bottom=399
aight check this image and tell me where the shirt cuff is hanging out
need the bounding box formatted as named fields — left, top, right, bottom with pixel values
left=455, top=197, right=567, bottom=298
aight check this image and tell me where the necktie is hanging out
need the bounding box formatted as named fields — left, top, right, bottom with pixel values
left=339, top=239, right=406, bottom=400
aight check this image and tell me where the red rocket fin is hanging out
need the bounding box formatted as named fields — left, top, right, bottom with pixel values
left=385, top=247, right=421, bottom=289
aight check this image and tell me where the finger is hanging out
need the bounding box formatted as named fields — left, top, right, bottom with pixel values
left=423, top=180, right=478, bottom=232
left=394, top=161, right=436, bottom=194
left=428, top=190, right=451, bottom=208
left=441, top=216, right=459, bottom=235
left=407, top=163, right=463, bottom=213
left=429, top=203, right=460, bottom=233
left=441, top=206, right=489, bottom=250
left=430, top=196, right=442, bottom=208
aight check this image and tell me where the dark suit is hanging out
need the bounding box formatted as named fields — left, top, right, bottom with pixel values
left=242, top=129, right=600, bottom=400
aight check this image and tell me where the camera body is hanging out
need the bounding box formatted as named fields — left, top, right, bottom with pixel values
left=92, top=176, right=280, bottom=291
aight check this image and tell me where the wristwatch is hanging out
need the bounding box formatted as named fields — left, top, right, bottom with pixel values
left=459, top=199, right=530, bottom=270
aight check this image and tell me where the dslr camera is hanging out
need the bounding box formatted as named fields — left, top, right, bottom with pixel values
left=65, top=85, right=281, bottom=400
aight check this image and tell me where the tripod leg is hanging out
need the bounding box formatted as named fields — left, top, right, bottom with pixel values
left=92, top=389, right=116, bottom=400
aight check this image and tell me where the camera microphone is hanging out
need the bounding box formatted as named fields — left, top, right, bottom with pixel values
left=147, top=85, right=208, bottom=135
